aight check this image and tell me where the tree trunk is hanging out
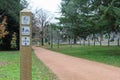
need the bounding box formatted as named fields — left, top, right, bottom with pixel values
left=70, top=39, right=72, bottom=48
left=41, top=25, right=44, bottom=46
left=41, top=26, right=44, bottom=46
left=83, top=39, right=85, bottom=46
left=39, top=32, right=41, bottom=46
left=88, top=36, right=90, bottom=46
left=93, top=34, right=96, bottom=46
left=41, top=37, right=44, bottom=46
left=58, top=38, right=60, bottom=48
left=68, top=37, right=70, bottom=45
left=74, top=37, right=77, bottom=44
left=79, top=38, right=81, bottom=45
left=108, top=33, right=110, bottom=47
left=57, top=32, right=60, bottom=48
left=51, top=27, right=53, bottom=48
left=100, top=33, right=102, bottom=46
left=70, top=35, right=72, bottom=48
left=117, top=38, right=119, bottom=47
left=117, top=33, right=120, bottom=47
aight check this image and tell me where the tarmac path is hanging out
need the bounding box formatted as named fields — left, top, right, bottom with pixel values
left=33, top=46, right=120, bottom=80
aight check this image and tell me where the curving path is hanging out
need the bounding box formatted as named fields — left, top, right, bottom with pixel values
left=33, top=46, right=120, bottom=80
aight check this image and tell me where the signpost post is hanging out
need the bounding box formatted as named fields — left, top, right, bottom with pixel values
left=20, top=9, right=32, bottom=80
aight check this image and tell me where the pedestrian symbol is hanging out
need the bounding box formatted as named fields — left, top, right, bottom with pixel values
left=22, top=37, right=30, bottom=46
left=21, top=16, right=30, bottom=25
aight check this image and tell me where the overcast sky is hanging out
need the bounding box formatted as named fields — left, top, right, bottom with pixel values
left=28, top=0, right=61, bottom=22
left=29, top=0, right=61, bottom=12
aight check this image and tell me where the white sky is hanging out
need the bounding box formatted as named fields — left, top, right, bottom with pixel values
left=28, top=0, right=61, bottom=22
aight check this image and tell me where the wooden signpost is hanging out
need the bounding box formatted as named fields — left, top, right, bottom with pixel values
left=20, top=9, right=32, bottom=80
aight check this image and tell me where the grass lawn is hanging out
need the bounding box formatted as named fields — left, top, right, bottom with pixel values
left=48, top=45, right=120, bottom=67
left=0, top=51, right=58, bottom=80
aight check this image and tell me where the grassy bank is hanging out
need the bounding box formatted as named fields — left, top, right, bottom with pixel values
left=48, top=45, right=120, bottom=67
left=32, top=52, right=58, bottom=80
left=0, top=51, right=57, bottom=80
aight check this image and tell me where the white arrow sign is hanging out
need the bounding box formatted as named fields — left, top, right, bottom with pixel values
left=22, top=37, right=30, bottom=46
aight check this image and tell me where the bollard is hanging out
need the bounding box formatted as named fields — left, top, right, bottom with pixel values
left=20, top=9, right=32, bottom=80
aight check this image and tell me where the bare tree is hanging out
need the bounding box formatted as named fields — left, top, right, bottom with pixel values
left=20, top=0, right=30, bottom=8
left=33, top=8, right=53, bottom=46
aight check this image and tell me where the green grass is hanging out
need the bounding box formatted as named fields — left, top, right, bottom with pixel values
left=32, top=53, right=58, bottom=80
left=0, top=51, right=20, bottom=80
left=48, top=45, right=120, bottom=67
left=0, top=51, right=58, bottom=80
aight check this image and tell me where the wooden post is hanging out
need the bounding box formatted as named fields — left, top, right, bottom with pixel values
left=20, top=9, right=32, bottom=80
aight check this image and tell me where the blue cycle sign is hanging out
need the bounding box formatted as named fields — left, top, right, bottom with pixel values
left=21, top=26, right=30, bottom=35
left=22, top=37, right=30, bottom=46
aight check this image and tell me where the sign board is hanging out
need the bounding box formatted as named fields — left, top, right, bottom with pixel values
left=21, top=37, right=30, bottom=46
left=21, top=26, right=30, bottom=35
left=21, top=16, right=30, bottom=25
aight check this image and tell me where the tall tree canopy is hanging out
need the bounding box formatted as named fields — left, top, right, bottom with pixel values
left=58, top=0, right=120, bottom=44
left=0, top=0, right=28, bottom=50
